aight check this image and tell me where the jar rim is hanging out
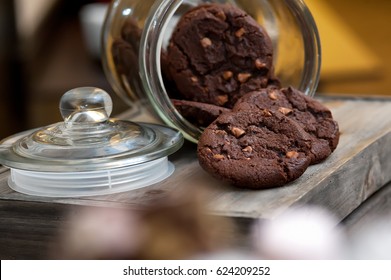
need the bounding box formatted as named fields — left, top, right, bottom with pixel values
left=286, top=0, right=321, bottom=95
left=140, top=0, right=202, bottom=143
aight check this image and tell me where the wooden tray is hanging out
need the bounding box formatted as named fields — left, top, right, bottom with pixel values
left=0, top=97, right=390, bottom=224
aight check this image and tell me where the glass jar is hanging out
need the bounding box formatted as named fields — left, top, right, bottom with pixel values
left=101, top=0, right=321, bottom=143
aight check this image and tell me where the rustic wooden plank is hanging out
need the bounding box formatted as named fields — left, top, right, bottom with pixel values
left=342, top=181, right=391, bottom=234
left=0, top=200, right=68, bottom=259
left=0, top=98, right=390, bottom=224
left=0, top=166, right=8, bottom=174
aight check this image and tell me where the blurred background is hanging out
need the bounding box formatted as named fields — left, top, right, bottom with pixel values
left=0, top=0, right=390, bottom=139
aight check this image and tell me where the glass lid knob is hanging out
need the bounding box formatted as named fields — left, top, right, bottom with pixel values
left=60, top=87, right=113, bottom=124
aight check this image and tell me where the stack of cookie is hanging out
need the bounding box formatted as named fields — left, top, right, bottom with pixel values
left=163, top=4, right=339, bottom=189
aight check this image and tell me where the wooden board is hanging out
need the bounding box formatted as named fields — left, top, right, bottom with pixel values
left=342, top=180, right=391, bottom=236
left=0, top=98, right=390, bottom=224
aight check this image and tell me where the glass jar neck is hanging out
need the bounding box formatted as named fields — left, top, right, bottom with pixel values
left=140, top=0, right=202, bottom=142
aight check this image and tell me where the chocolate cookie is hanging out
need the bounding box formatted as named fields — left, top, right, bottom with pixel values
left=166, top=4, right=274, bottom=108
left=233, top=87, right=340, bottom=164
left=112, top=18, right=143, bottom=98
left=197, top=109, right=313, bottom=189
left=172, top=99, right=231, bottom=128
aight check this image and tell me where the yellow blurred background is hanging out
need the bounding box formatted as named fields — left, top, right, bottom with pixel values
left=307, top=0, right=391, bottom=96
left=0, top=0, right=390, bottom=139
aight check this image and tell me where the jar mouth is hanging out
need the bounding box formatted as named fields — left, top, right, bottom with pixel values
left=285, top=0, right=321, bottom=95
left=130, top=0, right=321, bottom=143
left=139, top=0, right=203, bottom=143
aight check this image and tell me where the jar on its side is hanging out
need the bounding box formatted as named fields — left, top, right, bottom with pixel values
left=101, top=0, right=321, bottom=143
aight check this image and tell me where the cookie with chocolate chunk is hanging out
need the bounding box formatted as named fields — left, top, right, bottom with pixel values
left=166, top=4, right=274, bottom=108
left=172, top=99, right=231, bottom=128
left=233, top=87, right=339, bottom=164
left=197, top=109, right=313, bottom=189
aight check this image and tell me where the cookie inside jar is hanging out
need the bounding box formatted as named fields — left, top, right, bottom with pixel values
left=102, top=0, right=321, bottom=143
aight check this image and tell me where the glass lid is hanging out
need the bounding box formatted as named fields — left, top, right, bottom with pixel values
left=0, top=87, right=184, bottom=172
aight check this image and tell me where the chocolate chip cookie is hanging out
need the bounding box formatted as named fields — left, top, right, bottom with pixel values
left=112, top=18, right=143, bottom=99
left=172, top=99, right=231, bottom=128
left=166, top=4, right=274, bottom=108
left=197, top=109, right=313, bottom=189
left=233, top=87, right=340, bottom=164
